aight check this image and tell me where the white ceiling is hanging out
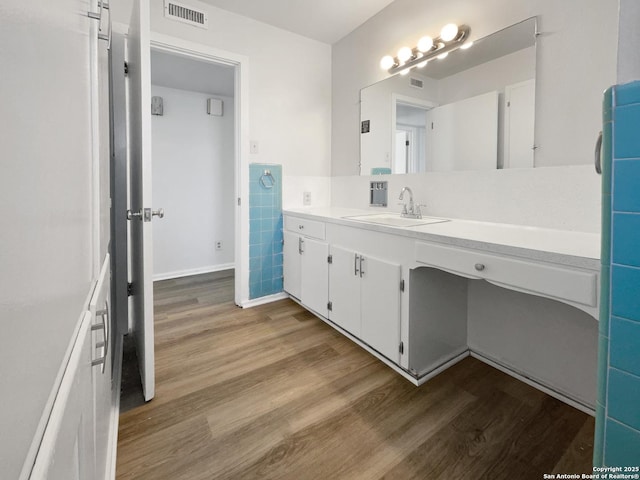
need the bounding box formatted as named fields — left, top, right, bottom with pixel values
left=198, top=0, right=397, bottom=44
left=150, top=50, right=235, bottom=96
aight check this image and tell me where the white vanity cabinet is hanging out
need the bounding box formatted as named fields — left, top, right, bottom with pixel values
left=283, top=208, right=601, bottom=411
left=283, top=217, right=329, bottom=317
left=328, top=246, right=402, bottom=361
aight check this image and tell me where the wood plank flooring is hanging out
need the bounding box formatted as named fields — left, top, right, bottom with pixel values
left=116, top=271, right=595, bottom=479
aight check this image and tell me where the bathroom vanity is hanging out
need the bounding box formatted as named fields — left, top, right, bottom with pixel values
left=283, top=207, right=600, bottom=412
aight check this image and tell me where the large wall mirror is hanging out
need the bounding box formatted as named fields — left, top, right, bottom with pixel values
left=360, top=17, right=537, bottom=175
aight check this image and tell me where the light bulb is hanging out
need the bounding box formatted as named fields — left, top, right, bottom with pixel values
left=397, top=47, right=413, bottom=63
left=417, top=60, right=428, bottom=68
left=417, top=36, right=434, bottom=52
left=399, top=68, right=411, bottom=76
left=460, top=41, right=473, bottom=50
left=437, top=51, right=449, bottom=60
left=440, top=23, right=458, bottom=42
left=380, top=55, right=395, bottom=70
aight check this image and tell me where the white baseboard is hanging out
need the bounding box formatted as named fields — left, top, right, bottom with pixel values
left=153, top=263, right=234, bottom=281
left=240, top=292, right=289, bottom=308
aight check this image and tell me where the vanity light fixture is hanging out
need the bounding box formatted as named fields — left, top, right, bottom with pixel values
left=380, top=23, right=471, bottom=75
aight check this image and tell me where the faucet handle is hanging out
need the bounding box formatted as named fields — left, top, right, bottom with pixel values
left=397, top=202, right=408, bottom=215
left=415, top=204, right=427, bottom=218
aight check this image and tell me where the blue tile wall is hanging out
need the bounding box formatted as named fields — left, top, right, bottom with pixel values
left=249, top=164, right=283, bottom=299
left=608, top=368, right=640, bottom=431
left=613, top=160, right=640, bottom=212
left=596, top=81, right=640, bottom=468
left=611, top=266, right=640, bottom=322
left=610, top=317, right=640, bottom=378
left=605, top=420, right=640, bottom=468
left=612, top=214, right=640, bottom=267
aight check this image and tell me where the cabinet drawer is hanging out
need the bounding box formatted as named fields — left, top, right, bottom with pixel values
left=284, top=216, right=325, bottom=240
left=415, top=242, right=597, bottom=307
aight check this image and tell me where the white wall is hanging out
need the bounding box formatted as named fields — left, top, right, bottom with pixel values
left=114, top=0, right=332, bottom=207
left=332, top=0, right=618, bottom=175
left=151, top=86, right=234, bottom=279
left=332, top=165, right=601, bottom=232
left=617, top=0, right=640, bottom=84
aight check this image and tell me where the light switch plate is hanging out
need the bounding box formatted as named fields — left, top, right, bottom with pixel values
left=250, top=141, right=259, bottom=154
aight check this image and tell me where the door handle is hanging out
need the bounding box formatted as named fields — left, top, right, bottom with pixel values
left=127, top=209, right=142, bottom=220
left=128, top=208, right=165, bottom=222
left=143, top=208, right=165, bottom=221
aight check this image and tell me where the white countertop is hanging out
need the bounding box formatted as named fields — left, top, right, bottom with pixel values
left=284, top=207, right=601, bottom=270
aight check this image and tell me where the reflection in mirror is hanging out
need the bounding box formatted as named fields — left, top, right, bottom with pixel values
left=360, top=17, right=537, bottom=175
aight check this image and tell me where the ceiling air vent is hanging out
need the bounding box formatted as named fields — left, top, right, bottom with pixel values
left=164, top=0, right=208, bottom=29
left=410, top=77, right=424, bottom=89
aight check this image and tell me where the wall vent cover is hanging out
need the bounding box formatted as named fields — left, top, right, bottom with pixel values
left=410, top=77, right=424, bottom=89
left=164, top=0, right=208, bottom=29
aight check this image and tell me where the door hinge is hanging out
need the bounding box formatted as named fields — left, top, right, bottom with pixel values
left=400, top=279, right=405, bottom=292
left=399, top=341, right=404, bottom=355
left=328, top=254, right=333, bottom=264
left=124, top=61, right=129, bottom=75
left=327, top=301, right=332, bottom=312
left=127, top=282, right=134, bottom=296
left=237, top=197, right=241, bottom=206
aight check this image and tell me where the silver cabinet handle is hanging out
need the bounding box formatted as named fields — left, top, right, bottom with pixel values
left=298, top=224, right=304, bottom=230
left=354, top=253, right=359, bottom=276
left=91, top=303, right=109, bottom=373
left=97, top=2, right=111, bottom=47
left=359, top=256, right=365, bottom=277
left=595, top=130, right=603, bottom=175
left=474, top=263, right=485, bottom=271
left=87, top=0, right=103, bottom=20
left=298, top=237, right=304, bottom=254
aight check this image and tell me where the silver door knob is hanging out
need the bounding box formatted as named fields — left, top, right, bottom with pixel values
left=152, top=208, right=164, bottom=219
left=127, top=209, right=142, bottom=220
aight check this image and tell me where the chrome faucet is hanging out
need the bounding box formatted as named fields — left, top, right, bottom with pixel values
left=398, top=187, right=424, bottom=219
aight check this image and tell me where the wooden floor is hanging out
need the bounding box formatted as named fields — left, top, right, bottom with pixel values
left=116, top=271, right=595, bottom=480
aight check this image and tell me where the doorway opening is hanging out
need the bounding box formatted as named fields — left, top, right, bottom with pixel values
left=149, top=50, right=236, bottom=283
left=120, top=33, right=249, bottom=408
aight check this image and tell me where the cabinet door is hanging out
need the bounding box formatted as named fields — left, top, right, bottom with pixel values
left=30, top=313, right=95, bottom=480
left=283, top=231, right=301, bottom=299
left=360, top=255, right=401, bottom=361
left=328, top=245, right=362, bottom=336
left=91, top=256, right=113, bottom=480
left=300, top=238, right=329, bottom=317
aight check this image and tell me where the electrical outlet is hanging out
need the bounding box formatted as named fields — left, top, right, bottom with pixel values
left=303, top=191, right=311, bottom=206
left=215, top=241, right=223, bottom=251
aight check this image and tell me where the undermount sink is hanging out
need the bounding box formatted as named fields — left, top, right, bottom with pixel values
left=342, top=213, right=449, bottom=227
